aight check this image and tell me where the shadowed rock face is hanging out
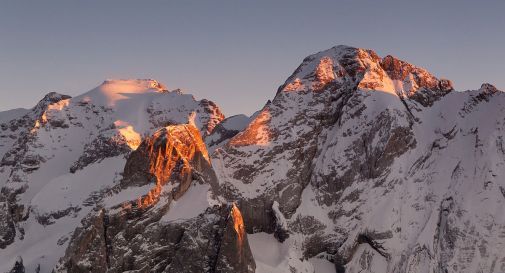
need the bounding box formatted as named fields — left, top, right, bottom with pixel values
left=54, top=125, right=255, bottom=273
left=0, top=201, right=16, bottom=249
left=215, top=204, right=256, bottom=273
left=7, top=257, right=25, bottom=273
left=55, top=204, right=255, bottom=273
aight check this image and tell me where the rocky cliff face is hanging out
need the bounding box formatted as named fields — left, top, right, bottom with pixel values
left=54, top=124, right=255, bottom=273
left=213, top=45, right=505, bottom=272
left=1, top=47, right=505, bottom=273
left=121, top=124, right=213, bottom=202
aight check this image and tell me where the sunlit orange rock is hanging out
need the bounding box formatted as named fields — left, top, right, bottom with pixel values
left=215, top=203, right=256, bottom=273
left=313, top=56, right=335, bottom=91
left=228, top=108, right=272, bottom=147
left=122, top=124, right=211, bottom=208
left=231, top=203, right=245, bottom=256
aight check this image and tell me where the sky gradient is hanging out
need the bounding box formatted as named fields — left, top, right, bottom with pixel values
left=1, top=0, right=504, bottom=116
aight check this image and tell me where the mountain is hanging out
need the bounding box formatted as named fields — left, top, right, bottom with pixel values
left=1, top=46, right=504, bottom=273
left=0, top=79, right=225, bottom=272
left=213, top=45, right=505, bottom=273
left=55, top=124, right=255, bottom=273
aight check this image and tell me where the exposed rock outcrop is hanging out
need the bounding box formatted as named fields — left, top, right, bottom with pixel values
left=54, top=124, right=255, bottom=273
left=8, top=256, right=25, bottom=273
left=213, top=45, right=505, bottom=272
left=121, top=124, right=215, bottom=206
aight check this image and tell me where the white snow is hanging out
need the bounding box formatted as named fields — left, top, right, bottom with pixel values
left=308, top=257, right=336, bottom=273
left=0, top=156, right=125, bottom=273
left=161, top=182, right=211, bottom=222
left=0, top=79, right=224, bottom=272
left=248, top=232, right=335, bottom=273
left=75, top=79, right=166, bottom=107
left=249, top=233, right=290, bottom=271
left=220, top=114, right=251, bottom=131
left=103, top=184, right=152, bottom=208
left=0, top=108, right=28, bottom=123
left=32, top=156, right=125, bottom=214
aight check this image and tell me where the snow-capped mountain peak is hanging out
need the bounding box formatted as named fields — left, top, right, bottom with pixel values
left=75, top=79, right=168, bottom=107
left=2, top=47, right=505, bottom=273
left=0, top=79, right=224, bottom=272
left=213, top=45, right=505, bottom=273
left=479, top=82, right=499, bottom=94
left=279, top=45, right=453, bottom=107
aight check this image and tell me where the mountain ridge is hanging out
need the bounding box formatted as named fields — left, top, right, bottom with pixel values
left=1, top=45, right=504, bottom=273
left=213, top=45, right=505, bottom=272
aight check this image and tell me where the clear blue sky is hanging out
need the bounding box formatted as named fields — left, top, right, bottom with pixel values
left=1, top=0, right=504, bottom=116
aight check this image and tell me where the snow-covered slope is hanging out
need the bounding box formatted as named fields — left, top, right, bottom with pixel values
left=0, top=108, right=29, bottom=124
left=213, top=45, right=505, bottom=273
left=1, top=46, right=504, bottom=273
left=206, top=114, right=254, bottom=153
left=0, top=79, right=224, bottom=272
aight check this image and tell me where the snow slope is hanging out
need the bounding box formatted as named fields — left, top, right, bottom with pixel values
left=0, top=108, right=28, bottom=124
left=213, top=45, right=505, bottom=273
left=0, top=79, right=224, bottom=272
left=206, top=114, right=253, bottom=153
